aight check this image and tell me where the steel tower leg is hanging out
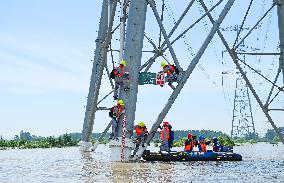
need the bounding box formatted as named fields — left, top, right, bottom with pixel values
left=109, top=0, right=147, bottom=161
left=119, top=0, right=128, bottom=62
left=79, top=0, right=109, bottom=151
left=134, top=0, right=236, bottom=159
left=80, top=0, right=117, bottom=151
left=276, top=0, right=284, bottom=83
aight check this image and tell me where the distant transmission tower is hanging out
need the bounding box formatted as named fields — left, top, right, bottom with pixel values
left=221, top=25, right=256, bottom=138
left=231, top=71, right=256, bottom=138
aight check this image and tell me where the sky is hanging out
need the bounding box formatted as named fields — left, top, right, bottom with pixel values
left=0, top=0, right=283, bottom=138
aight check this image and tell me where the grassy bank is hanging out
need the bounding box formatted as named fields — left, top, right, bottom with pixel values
left=0, top=134, right=111, bottom=150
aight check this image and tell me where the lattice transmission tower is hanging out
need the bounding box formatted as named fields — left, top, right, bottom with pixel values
left=79, top=0, right=284, bottom=161
left=231, top=71, right=256, bottom=138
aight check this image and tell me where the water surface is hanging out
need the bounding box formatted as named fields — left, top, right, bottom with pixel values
left=1, top=143, right=284, bottom=183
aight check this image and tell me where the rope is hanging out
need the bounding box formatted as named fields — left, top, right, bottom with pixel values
left=120, top=115, right=127, bottom=161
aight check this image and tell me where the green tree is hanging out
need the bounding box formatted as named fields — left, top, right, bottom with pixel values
left=47, top=136, right=56, bottom=147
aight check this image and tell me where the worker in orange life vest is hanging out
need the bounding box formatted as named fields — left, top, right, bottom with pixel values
left=198, top=136, right=211, bottom=152
left=184, top=133, right=197, bottom=151
left=110, top=60, right=130, bottom=100
left=130, top=122, right=148, bottom=157
left=160, top=60, right=178, bottom=90
left=159, top=122, right=174, bottom=152
left=108, top=99, right=125, bottom=140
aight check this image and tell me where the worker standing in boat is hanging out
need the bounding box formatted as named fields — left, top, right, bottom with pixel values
left=192, top=135, right=198, bottom=147
left=160, top=60, right=179, bottom=90
left=108, top=99, right=125, bottom=140
left=159, top=122, right=174, bottom=152
left=130, top=122, right=148, bottom=157
left=110, top=60, right=130, bottom=100
left=184, top=133, right=197, bottom=151
left=198, top=136, right=211, bottom=152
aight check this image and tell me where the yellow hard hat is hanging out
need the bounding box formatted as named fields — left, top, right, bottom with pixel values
left=120, top=60, right=127, bottom=66
left=117, top=99, right=124, bottom=106
left=161, top=60, right=167, bottom=67
left=138, top=122, right=145, bottom=127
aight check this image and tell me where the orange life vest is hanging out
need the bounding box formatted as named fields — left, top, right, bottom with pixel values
left=135, top=126, right=143, bottom=136
left=185, top=140, right=195, bottom=151
left=117, top=104, right=124, bottom=113
left=163, top=65, right=175, bottom=75
left=111, top=104, right=124, bottom=118
left=201, top=143, right=207, bottom=152
left=160, top=126, right=170, bottom=140
left=113, top=65, right=125, bottom=77
left=135, top=126, right=147, bottom=137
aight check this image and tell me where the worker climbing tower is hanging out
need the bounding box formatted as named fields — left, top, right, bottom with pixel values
left=80, top=0, right=284, bottom=161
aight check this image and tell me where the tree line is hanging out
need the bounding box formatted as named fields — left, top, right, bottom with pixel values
left=0, top=131, right=77, bottom=149
left=1, top=128, right=283, bottom=149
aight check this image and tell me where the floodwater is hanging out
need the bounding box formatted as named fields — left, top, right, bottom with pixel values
left=0, top=143, right=284, bottom=183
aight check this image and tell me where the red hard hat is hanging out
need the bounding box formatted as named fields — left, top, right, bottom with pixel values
left=187, top=133, right=193, bottom=139
left=163, top=122, right=169, bottom=125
